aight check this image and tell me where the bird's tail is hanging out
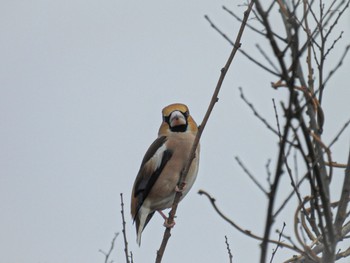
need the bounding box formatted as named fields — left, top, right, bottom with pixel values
left=135, top=207, right=155, bottom=246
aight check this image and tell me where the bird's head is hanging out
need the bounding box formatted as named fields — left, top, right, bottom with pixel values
left=158, top=103, right=198, bottom=136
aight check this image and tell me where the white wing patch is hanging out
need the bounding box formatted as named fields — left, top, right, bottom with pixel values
left=149, top=143, right=167, bottom=172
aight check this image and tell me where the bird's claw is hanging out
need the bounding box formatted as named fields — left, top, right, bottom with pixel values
left=175, top=182, right=186, bottom=192
left=157, top=210, right=176, bottom=228
left=163, top=219, right=176, bottom=228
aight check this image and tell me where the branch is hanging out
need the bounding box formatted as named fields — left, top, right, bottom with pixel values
left=154, top=2, right=255, bottom=262
left=198, top=189, right=303, bottom=254
left=225, top=236, right=233, bottom=263
left=323, top=44, right=350, bottom=87
left=235, top=156, right=268, bottom=195
left=328, top=118, right=350, bottom=148
left=204, top=15, right=280, bottom=76
left=296, top=98, right=336, bottom=259
left=120, top=193, right=131, bottom=263
left=253, top=0, right=289, bottom=79
left=239, top=87, right=279, bottom=136
left=286, top=221, right=350, bottom=262
left=269, top=222, right=286, bottom=263
left=99, top=233, right=119, bottom=263
left=334, top=146, right=350, bottom=237
left=256, top=43, right=280, bottom=72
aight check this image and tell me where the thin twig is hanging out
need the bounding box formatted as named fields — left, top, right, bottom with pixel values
left=222, top=5, right=266, bottom=39
left=235, top=156, right=268, bottom=195
left=269, top=222, right=286, bottom=263
left=334, top=146, right=350, bottom=237
left=120, top=193, right=131, bottom=263
left=328, top=118, right=350, bottom=148
left=198, top=190, right=303, bottom=253
left=266, top=158, right=272, bottom=187
left=286, top=221, right=350, bottom=262
left=99, top=233, right=119, bottom=263
left=239, top=87, right=279, bottom=136
left=204, top=15, right=280, bottom=76
left=256, top=43, right=280, bottom=72
left=323, top=44, right=350, bottom=87
left=225, top=235, right=233, bottom=263
left=324, top=31, right=344, bottom=60
left=272, top=99, right=282, bottom=141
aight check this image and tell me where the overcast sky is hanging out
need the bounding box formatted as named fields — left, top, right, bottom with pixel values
left=1, top=1, right=349, bottom=263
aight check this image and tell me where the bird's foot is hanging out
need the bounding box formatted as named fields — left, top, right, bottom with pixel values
left=175, top=182, right=186, bottom=192
left=163, top=219, right=176, bottom=228
left=157, top=210, right=176, bottom=228
left=157, top=210, right=168, bottom=220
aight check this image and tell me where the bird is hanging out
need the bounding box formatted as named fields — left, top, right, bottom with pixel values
left=131, top=103, right=200, bottom=245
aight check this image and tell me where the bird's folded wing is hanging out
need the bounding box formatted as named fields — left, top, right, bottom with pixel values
left=132, top=136, right=173, bottom=219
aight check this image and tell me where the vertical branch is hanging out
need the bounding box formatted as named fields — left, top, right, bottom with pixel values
left=260, top=95, right=294, bottom=263
left=225, top=236, right=233, bottom=263
left=317, top=0, right=326, bottom=104
left=252, top=1, right=299, bottom=262
left=253, top=0, right=289, bottom=80
left=120, top=193, right=131, bottom=263
left=295, top=99, right=336, bottom=261
left=334, top=146, right=350, bottom=237
left=154, top=2, right=255, bottom=262
left=269, top=222, right=286, bottom=263
left=303, top=0, right=315, bottom=94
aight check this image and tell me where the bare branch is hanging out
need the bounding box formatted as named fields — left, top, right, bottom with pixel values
left=328, top=118, right=350, bottom=148
left=99, top=233, right=119, bottom=263
left=269, top=223, right=286, bottom=263
left=287, top=221, right=350, bottom=262
left=239, top=87, right=279, bottom=136
left=256, top=44, right=280, bottom=72
left=154, top=2, right=255, bottom=262
left=323, top=44, right=350, bottom=88
left=266, top=158, right=273, bottom=186
left=324, top=31, right=344, bottom=60
left=334, top=146, right=350, bottom=237
left=205, top=15, right=280, bottom=76
left=120, top=193, right=131, bottom=263
left=235, top=156, right=268, bottom=195
left=222, top=6, right=266, bottom=38
left=225, top=236, right=233, bottom=263
left=323, top=0, right=350, bottom=42
left=198, top=190, right=303, bottom=254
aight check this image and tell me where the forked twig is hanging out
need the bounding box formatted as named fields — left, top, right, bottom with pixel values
left=205, top=15, right=280, bottom=76
left=99, top=233, right=119, bottom=263
left=269, top=223, right=286, bottom=263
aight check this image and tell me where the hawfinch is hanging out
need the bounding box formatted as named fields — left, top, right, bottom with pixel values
left=131, top=103, right=200, bottom=245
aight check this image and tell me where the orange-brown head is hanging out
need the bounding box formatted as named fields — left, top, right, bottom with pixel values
left=158, top=103, right=198, bottom=136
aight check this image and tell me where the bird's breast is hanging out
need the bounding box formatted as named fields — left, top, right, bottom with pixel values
left=146, top=133, right=199, bottom=210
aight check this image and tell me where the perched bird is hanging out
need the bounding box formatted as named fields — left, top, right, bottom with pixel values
left=131, top=103, right=200, bottom=245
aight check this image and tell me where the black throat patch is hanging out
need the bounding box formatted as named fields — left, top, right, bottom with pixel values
left=170, top=124, right=187, bottom=132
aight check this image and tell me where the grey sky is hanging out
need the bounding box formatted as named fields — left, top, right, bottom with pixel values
left=1, top=1, right=349, bottom=262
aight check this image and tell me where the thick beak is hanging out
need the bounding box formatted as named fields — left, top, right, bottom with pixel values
left=169, top=111, right=186, bottom=128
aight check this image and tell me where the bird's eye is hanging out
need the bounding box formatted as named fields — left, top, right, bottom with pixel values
left=163, top=115, right=170, bottom=123
left=184, top=111, right=189, bottom=117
